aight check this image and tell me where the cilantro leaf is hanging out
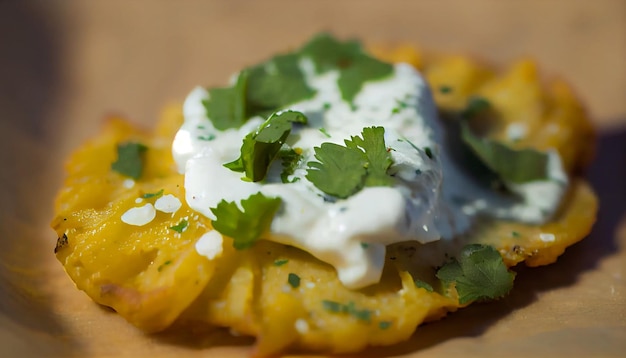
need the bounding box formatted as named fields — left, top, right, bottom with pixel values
left=306, top=142, right=367, bottom=199
left=461, top=96, right=491, bottom=119
left=321, top=300, right=372, bottom=323
left=287, top=273, right=301, bottom=288
left=246, top=54, right=316, bottom=117
left=301, top=33, right=393, bottom=103
left=169, top=219, right=188, bottom=233
left=279, top=147, right=303, bottom=183
left=142, top=189, right=164, bottom=199
left=203, top=70, right=249, bottom=131
left=459, top=97, right=550, bottom=184
left=345, top=126, right=393, bottom=187
left=306, top=126, right=394, bottom=198
left=225, top=111, right=307, bottom=182
left=436, top=244, right=515, bottom=304
left=414, top=279, right=434, bottom=292
left=273, top=259, right=289, bottom=266
left=111, top=142, right=147, bottom=180
left=461, top=120, right=550, bottom=183
left=210, top=192, right=282, bottom=250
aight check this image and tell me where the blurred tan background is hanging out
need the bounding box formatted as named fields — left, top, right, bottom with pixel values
left=0, top=1, right=625, bottom=357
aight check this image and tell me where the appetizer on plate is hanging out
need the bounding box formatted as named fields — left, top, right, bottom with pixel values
left=51, top=33, right=597, bottom=356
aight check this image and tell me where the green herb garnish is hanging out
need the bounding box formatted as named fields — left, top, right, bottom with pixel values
left=197, top=134, right=216, bottom=141
left=225, top=111, right=308, bottom=182
left=460, top=120, right=550, bottom=183
left=321, top=300, right=372, bottom=323
left=302, top=33, right=393, bottom=103
left=306, top=126, right=393, bottom=198
left=210, top=192, right=282, bottom=250
left=142, top=189, right=164, bottom=199
left=111, top=142, right=147, bottom=180
left=439, top=85, right=453, bottom=94
left=459, top=97, right=551, bottom=184
left=273, top=259, right=289, bottom=267
left=203, top=69, right=249, bottom=131
left=414, top=279, right=434, bottom=292
left=157, top=260, right=172, bottom=272
left=360, top=242, right=370, bottom=249
left=319, top=127, right=331, bottom=138
left=436, top=244, right=515, bottom=304
left=245, top=53, right=316, bottom=118
left=169, top=219, right=188, bottom=233
left=278, top=147, right=302, bottom=183
left=461, top=96, right=491, bottom=119
left=378, top=321, right=392, bottom=330
left=288, top=273, right=301, bottom=288
left=306, top=142, right=367, bottom=198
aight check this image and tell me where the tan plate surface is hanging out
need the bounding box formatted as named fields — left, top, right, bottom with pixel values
left=1, top=1, right=625, bottom=357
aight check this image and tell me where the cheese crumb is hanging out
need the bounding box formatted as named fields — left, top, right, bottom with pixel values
left=195, top=230, right=223, bottom=260
left=295, top=319, right=309, bottom=334
left=121, top=204, right=156, bottom=226
left=539, top=233, right=556, bottom=242
left=122, top=179, right=135, bottom=189
left=506, top=123, right=527, bottom=141
left=155, top=194, right=182, bottom=213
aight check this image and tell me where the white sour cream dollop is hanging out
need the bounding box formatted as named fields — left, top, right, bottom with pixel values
left=173, top=61, right=568, bottom=289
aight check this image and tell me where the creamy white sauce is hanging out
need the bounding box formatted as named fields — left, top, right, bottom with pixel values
left=121, top=203, right=156, bottom=226
left=154, top=194, right=182, bottom=214
left=173, top=61, right=569, bottom=289
left=195, top=230, right=224, bottom=260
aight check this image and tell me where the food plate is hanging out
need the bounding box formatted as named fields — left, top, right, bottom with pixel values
left=1, top=1, right=625, bottom=357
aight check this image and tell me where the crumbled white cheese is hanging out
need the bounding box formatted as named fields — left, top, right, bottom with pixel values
left=122, top=179, right=135, bottom=189
left=506, top=123, right=527, bottom=141
left=539, top=233, right=556, bottom=242
left=154, top=194, right=182, bottom=213
left=134, top=198, right=143, bottom=204
left=295, top=319, right=310, bottom=334
left=121, top=204, right=156, bottom=226
left=195, top=230, right=223, bottom=260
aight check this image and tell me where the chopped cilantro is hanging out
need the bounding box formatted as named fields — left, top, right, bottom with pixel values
left=318, top=127, right=331, bottom=138
left=225, top=111, right=307, bottom=182
left=288, top=273, right=301, bottom=288
left=273, top=259, right=289, bottom=267
left=511, top=231, right=521, bottom=238
left=203, top=70, right=249, bottom=131
left=323, top=102, right=332, bottom=110
left=424, top=147, right=434, bottom=160
left=301, top=33, right=393, bottom=103
left=321, top=300, right=343, bottom=313
left=197, top=134, right=216, bottom=141
left=414, top=279, right=434, bottom=292
left=378, top=321, right=392, bottom=330
left=307, top=142, right=367, bottom=198
left=246, top=53, right=316, bottom=117
left=436, top=244, right=515, bottom=304
left=279, top=147, right=302, bottom=183
left=210, top=192, right=282, bottom=250
left=306, top=127, right=393, bottom=198
left=460, top=120, right=550, bottom=183
left=360, top=242, right=369, bottom=249
left=461, top=96, right=491, bottom=119
left=142, top=189, right=164, bottom=199
left=457, top=96, right=552, bottom=183
left=111, top=142, right=147, bottom=180
left=169, top=219, right=188, bottom=233
left=321, top=300, right=372, bottom=322
left=439, top=85, right=452, bottom=94
left=345, top=127, right=394, bottom=187
left=157, top=260, right=172, bottom=272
